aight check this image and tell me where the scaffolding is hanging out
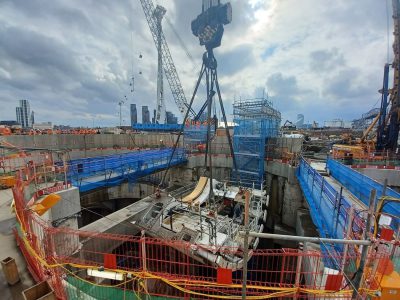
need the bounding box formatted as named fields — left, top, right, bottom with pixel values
left=183, top=124, right=216, bottom=154
left=232, top=98, right=281, bottom=185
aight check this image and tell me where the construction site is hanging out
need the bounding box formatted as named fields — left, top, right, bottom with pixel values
left=1, top=0, right=400, bottom=300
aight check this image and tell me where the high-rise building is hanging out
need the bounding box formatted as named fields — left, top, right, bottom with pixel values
left=30, top=111, right=35, bottom=126
left=142, top=106, right=150, bottom=124
left=16, top=107, right=22, bottom=125
left=166, top=111, right=178, bottom=124
left=16, top=100, right=31, bottom=128
left=152, top=109, right=156, bottom=124
left=296, top=114, right=304, bottom=128
left=130, top=104, right=137, bottom=127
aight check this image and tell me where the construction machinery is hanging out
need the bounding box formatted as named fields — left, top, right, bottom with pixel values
left=333, top=0, right=400, bottom=160
left=139, top=0, right=196, bottom=121
left=376, top=2, right=400, bottom=152
left=366, top=1, right=400, bottom=153
left=282, top=120, right=296, bottom=131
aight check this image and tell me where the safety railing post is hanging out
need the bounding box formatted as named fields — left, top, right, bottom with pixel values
left=62, top=152, right=68, bottom=187
left=341, top=206, right=354, bottom=272
left=352, top=189, right=375, bottom=299
left=294, top=245, right=303, bottom=299
left=43, top=161, right=47, bottom=185
left=140, top=230, right=148, bottom=300
left=334, top=186, right=343, bottom=238
left=241, top=190, right=250, bottom=300
left=319, top=177, right=324, bottom=209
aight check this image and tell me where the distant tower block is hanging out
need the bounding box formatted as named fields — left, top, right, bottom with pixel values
left=16, top=99, right=31, bottom=128
left=142, top=106, right=150, bottom=124
left=296, top=114, right=304, bottom=128
left=130, top=104, right=137, bottom=127
left=30, top=111, right=35, bottom=126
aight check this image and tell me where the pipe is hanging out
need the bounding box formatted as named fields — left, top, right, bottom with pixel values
left=239, top=232, right=372, bottom=246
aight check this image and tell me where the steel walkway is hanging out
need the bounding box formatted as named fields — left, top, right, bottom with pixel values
left=65, top=148, right=187, bottom=192
left=297, top=157, right=400, bottom=252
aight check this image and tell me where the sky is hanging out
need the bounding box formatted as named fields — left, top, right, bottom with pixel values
left=0, top=0, right=393, bottom=127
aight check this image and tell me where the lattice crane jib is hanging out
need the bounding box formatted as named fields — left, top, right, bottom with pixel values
left=154, top=5, right=166, bottom=124
left=139, top=0, right=195, bottom=119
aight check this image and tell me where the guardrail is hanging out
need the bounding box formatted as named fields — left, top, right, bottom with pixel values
left=327, top=158, right=400, bottom=230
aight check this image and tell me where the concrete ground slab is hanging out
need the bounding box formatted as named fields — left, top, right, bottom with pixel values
left=0, top=188, right=34, bottom=300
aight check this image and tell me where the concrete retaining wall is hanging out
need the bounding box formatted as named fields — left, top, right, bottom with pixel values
left=355, top=168, right=400, bottom=187
left=3, top=133, right=179, bottom=150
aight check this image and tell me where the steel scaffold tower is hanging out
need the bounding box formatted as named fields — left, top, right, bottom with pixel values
left=233, top=98, right=281, bottom=186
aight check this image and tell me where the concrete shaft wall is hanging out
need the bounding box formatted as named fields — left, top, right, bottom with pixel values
left=3, top=133, right=179, bottom=150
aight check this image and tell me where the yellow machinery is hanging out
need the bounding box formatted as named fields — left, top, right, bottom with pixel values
left=373, top=196, right=400, bottom=299
left=31, top=194, right=61, bottom=216
left=0, top=175, right=16, bottom=189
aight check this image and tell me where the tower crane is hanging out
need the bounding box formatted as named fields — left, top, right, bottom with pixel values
left=138, top=0, right=196, bottom=121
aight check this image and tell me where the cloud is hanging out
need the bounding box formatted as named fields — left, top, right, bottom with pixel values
left=0, top=0, right=392, bottom=126
left=309, top=48, right=345, bottom=72
left=218, top=44, right=255, bottom=76
left=265, top=72, right=313, bottom=118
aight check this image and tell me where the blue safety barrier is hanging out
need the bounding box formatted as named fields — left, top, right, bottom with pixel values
left=297, top=158, right=366, bottom=265
left=133, top=123, right=181, bottom=132
left=327, top=158, right=400, bottom=227
left=66, top=148, right=187, bottom=192
left=298, top=157, right=400, bottom=260
left=297, top=158, right=350, bottom=241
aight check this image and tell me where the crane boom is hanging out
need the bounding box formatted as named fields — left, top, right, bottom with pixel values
left=139, top=0, right=196, bottom=119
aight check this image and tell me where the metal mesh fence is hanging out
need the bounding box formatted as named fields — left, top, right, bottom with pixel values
left=9, top=154, right=399, bottom=299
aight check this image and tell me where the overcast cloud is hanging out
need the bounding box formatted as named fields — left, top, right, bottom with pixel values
left=0, top=0, right=392, bottom=126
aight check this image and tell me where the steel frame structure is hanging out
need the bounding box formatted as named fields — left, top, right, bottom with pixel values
left=66, top=148, right=186, bottom=192
left=232, top=98, right=281, bottom=185
left=139, top=0, right=195, bottom=118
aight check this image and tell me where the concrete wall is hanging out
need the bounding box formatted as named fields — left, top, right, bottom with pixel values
left=108, top=182, right=157, bottom=200
left=51, top=187, right=81, bottom=224
left=276, top=137, right=303, bottom=153
left=3, top=133, right=179, bottom=150
left=265, top=161, right=297, bottom=183
left=296, top=208, right=318, bottom=237
left=355, top=168, right=400, bottom=187
left=282, top=181, right=304, bottom=228
left=40, top=187, right=81, bottom=257
left=187, top=154, right=232, bottom=169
